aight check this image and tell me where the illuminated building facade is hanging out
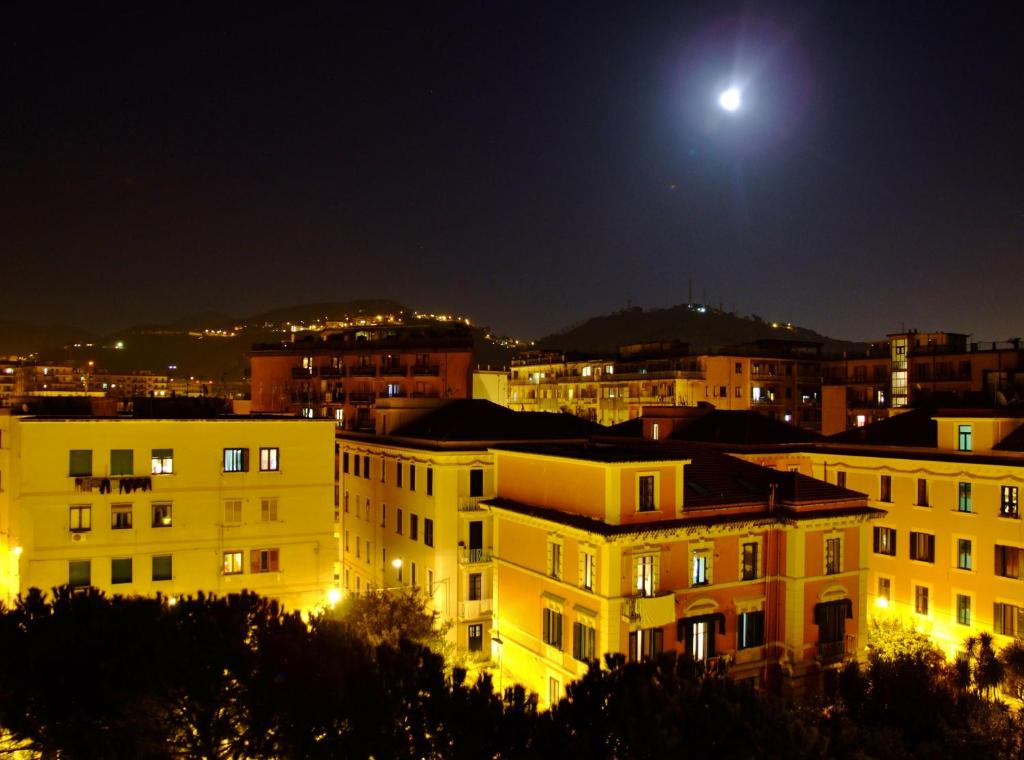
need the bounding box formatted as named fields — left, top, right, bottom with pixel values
left=0, top=404, right=337, bottom=613
left=249, top=322, right=474, bottom=431
left=507, top=340, right=824, bottom=432
left=485, top=441, right=876, bottom=705
left=336, top=400, right=600, bottom=658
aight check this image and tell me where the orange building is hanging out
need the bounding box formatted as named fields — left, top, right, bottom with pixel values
left=249, top=322, right=473, bottom=431
left=485, top=441, right=878, bottom=704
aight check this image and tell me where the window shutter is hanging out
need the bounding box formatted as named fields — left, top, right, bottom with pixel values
left=543, top=609, right=550, bottom=643
left=269, top=549, right=279, bottom=572
left=546, top=543, right=553, bottom=577
left=927, top=534, right=935, bottom=560
left=250, top=551, right=260, bottom=574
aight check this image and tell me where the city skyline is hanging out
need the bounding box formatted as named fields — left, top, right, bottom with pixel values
left=3, top=3, right=1022, bottom=341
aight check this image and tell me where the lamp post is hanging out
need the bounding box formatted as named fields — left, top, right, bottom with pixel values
left=491, top=633, right=504, bottom=695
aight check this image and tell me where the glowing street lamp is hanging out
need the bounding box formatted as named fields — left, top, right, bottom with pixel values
left=718, top=87, right=742, bottom=112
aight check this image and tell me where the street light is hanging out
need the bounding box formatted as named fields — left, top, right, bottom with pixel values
left=718, top=86, right=742, bottom=112
left=491, top=633, right=504, bottom=694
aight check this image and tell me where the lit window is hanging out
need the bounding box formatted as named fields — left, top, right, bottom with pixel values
left=638, top=475, right=656, bottom=511
left=741, top=542, right=759, bottom=581
left=878, top=577, right=891, bottom=602
left=259, top=447, right=279, bottom=471
left=692, top=550, right=710, bottom=586
left=909, top=531, right=934, bottom=562
left=223, top=448, right=248, bottom=473
left=873, top=527, right=896, bottom=556
left=151, top=449, right=174, bottom=475
left=301, top=408, right=314, bottom=419
left=69, top=504, right=91, bottom=532
left=635, top=553, right=656, bottom=596
left=152, top=502, right=172, bottom=528
left=572, top=621, right=597, bottom=661
left=223, top=551, right=244, bottom=575
left=652, top=423, right=660, bottom=440
left=581, top=551, right=595, bottom=591
left=1001, top=485, right=1019, bottom=518
left=548, top=542, right=563, bottom=580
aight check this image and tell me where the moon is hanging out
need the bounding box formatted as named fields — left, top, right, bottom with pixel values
left=718, top=87, right=742, bottom=112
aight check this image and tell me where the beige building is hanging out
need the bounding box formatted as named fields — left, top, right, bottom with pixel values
left=0, top=403, right=337, bottom=613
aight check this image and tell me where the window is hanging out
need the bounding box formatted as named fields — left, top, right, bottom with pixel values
left=915, top=585, right=929, bottom=615
left=734, top=386, right=742, bottom=398
left=873, top=527, right=896, bottom=556
left=424, top=518, right=433, bottom=547
left=151, top=449, right=173, bottom=475
left=259, top=447, right=279, bottom=471
left=69, top=450, right=92, bottom=477
left=735, top=362, right=742, bottom=373
left=344, top=531, right=349, bottom=552
left=958, top=424, right=973, bottom=452
left=916, top=478, right=929, bottom=507
left=111, top=504, right=132, bottom=529
left=635, top=554, right=656, bottom=596
left=469, top=468, right=484, bottom=497
left=410, top=514, right=419, bottom=541
left=738, top=610, right=765, bottom=649
left=581, top=551, right=595, bottom=591
left=825, top=537, right=841, bottom=574
left=409, top=465, right=416, bottom=491
left=251, top=548, right=280, bottom=573
left=1001, top=486, right=1019, bottom=518
left=548, top=542, right=563, bottom=579
left=222, top=448, right=247, bottom=473
left=879, top=475, right=892, bottom=502
left=261, top=498, right=278, bottom=522
left=638, top=475, right=656, bottom=511
left=380, top=457, right=386, bottom=482
left=152, top=503, right=172, bottom=528
left=909, top=531, right=934, bottom=562
left=995, top=602, right=1022, bottom=636
left=343, top=452, right=350, bottom=474
left=469, top=573, right=482, bottom=601
left=878, top=577, right=891, bottom=602
left=362, top=456, right=369, bottom=479
left=397, top=462, right=403, bottom=487
left=573, top=621, right=597, bottom=662
left=692, top=550, right=710, bottom=586
left=468, top=623, right=483, bottom=652
left=152, top=554, right=172, bottom=581
left=542, top=608, right=563, bottom=649
left=381, top=504, right=387, bottom=528
left=224, top=500, right=242, bottom=524
left=995, top=545, right=1023, bottom=578
left=836, top=471, right=846, bottom=488
left=958, top=482, right=972, bottom=512
left=69, top=505, right=91, bottom=532
left=111, top=558, right=132, bottom=584
left=223, top=551, right=244, bottom=575
left=426, top=467, right=433, bottom=495
left=427, top=569, right=433, bottom=593
left=396, top=508, right=403, bottom=535
left=957, top=538, right=973, bottom=570
left=741, top=542, right=759, bottom=581
left=411, top=562, right=417, bottom=587
left=69, top=560, right=91, bottom=588
left=549, top=677, right=561, bottom=707
left=110, top=449, right=133, bottom=476
left=957, top=595, right=971, bottom=626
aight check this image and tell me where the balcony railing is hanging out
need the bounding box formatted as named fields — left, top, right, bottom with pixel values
left=459, top=547, right=491, bottom=564
left=291, top=367, right=317, bottom=378
left=320, top=367, right=345, bottom=378
left=380, top=365, right=407, bottom=377
left=459, top=498, right=486, bottom=511
left=350, top=366, right=377, bottom=377
left=817, top=634, right=856, bottom=663
left=410, top=390, right=441, bottom=398
left=348, top=392, right=376, bottom=404
left=412, top=364, right=441, bottom=376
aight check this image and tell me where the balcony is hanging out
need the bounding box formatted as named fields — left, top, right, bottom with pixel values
left=410, top=390, right=441, bottom=398
left=459, top=547, right=492, bottom=564
left=412, top=364, right=441, bottom=376
left=380, top=365, right=407, bottom=377
left=622, top=592, right=676, bottom=628
left=348, top=392, right=376, bottom=404
left=324, top=391, right=345, bottom=403
left=459, top=498, right=486, bottom=511
left=816, top=634, right=856, bottom=664
left=458, top=598, right=493, bottom=619
left=350, top=366, right=377, bottom=377
left=320, top=366, right=345, bottom=378
left=291, top=367, right=317, bottom=378
left=290, top=392, right=324, bottom=403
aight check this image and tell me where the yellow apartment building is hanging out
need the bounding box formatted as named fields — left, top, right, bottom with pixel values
left=0, top=405, right=337, bottom=613
left=336, top=400, right=601, bottom=659
left=485, top=441, right=878, bottom=705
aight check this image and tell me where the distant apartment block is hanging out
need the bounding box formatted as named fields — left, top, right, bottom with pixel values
left=249, top=322, right=473, bottom=431
left=0, top=402, right=337, bottom=613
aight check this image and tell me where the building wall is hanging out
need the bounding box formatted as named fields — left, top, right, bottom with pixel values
left=0, top=413, right=337, bottom=614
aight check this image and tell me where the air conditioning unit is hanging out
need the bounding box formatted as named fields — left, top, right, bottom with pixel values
left=71, top=533, right=87, bottom=543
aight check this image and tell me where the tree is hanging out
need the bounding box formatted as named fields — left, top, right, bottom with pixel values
left=326, top=588, right=451, bottom=656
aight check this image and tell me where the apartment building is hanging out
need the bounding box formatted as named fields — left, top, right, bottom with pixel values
left=821, top=331, right=1024, bottom=434
left=249, top=322, right=473, bottom=431
left=336, top=400, right=601, bottom=659
left=0, top=402, right=337, bottom=613
left=485, top=441, right=877, bottom=705
left=507, top=339, right=823, bottom=432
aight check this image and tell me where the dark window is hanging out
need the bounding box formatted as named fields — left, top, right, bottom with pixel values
left=878, top=577, right=891, bottom=601
left=957, top=539, right=972, bottom=570
left=909, top=531, right=934, bottom=562
left=542, top=608, right=563, bottom=649
left=410, top=514, right=419, bottom=541
left=362, top=456, right=370, bottom=479
left=396, top=508, right=403, bottom=535
left=111, top=504, right=132, bottom=529
left=825, top=538, right=841, bottom=574
left=151, top=449, right=174, bottom=475
left=250, top=548, right=280, bottom=573
left=426, top=467, right=433, bottom=496
left=638, top=475, right=655, bottom=511
left=469, top=573, right=482, bottom=600
left=817, top=600, right=847, bottom=644
left=343, top=452, right=350, bottom=473
left=69, top=560, right=91, bottom=587
left=629, top=628, right=664, bottom=661
left=111, top=558, right=132, bottom=584
left=572, top=622, right=597, bottom=662
left=957, top=594, right=971, bottom=626
left=424, top=518, right=433, bottom=547
left=469, top=468, right=484, bottom=497
left=958, top=482, right=972, bottom=512
left=995, top=545, right=1022, bottom=578
left=738, top=611, right=765, bottom=649
left=741, top=542, right=758, bottom=581
left=110, top=449, right=134, bottom=476
left=69, top=450, right=92, bottom=477
left=873, top=527, right=896, bottom=556
left=1002, top=486, right=1019, bottom=518
left=915, top=585, right=929, bottom=615
left=152, top=555, right=172, bottom=581
left=958, top=424, right=973, bottom=452
left=880, top=475, right=892, bottom=502
left=917, top=478, right=928, bottom=506
left=410, top=465, right=416, bottom=491
left=397, top=462, right=403, bottom=488
left=468, top=624, right=483, bottom=652
left=836, top=471, right=846, bottom=488
left=995, top=602, right=1022, bottom=636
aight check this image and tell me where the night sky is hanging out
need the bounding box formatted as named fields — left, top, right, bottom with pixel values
left=2, top=2, right=1022, bottom=341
